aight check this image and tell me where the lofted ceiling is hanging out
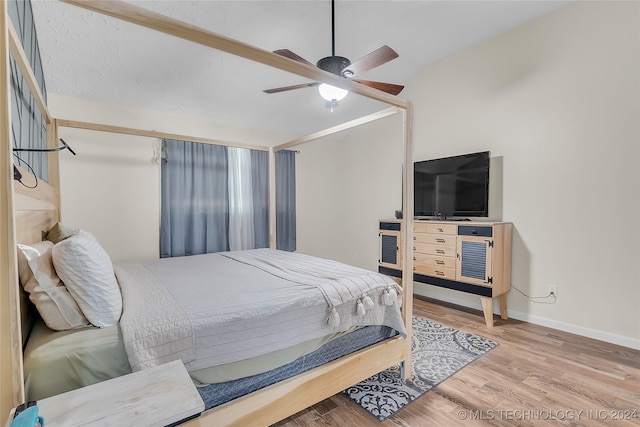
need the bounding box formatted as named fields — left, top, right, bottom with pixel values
left=31, top=0, right=570, bottom=138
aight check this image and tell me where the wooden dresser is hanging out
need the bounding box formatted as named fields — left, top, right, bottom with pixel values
left=379, top=219, right=512, bottom=327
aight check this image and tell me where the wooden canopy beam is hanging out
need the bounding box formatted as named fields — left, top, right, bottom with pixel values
left=57, top=119, right=271, bottom=152
left=274, top=106, right=403, bottom=152
left=7, top=20, right=51, bottom=124
left=61, top=0, right=409, bottom=110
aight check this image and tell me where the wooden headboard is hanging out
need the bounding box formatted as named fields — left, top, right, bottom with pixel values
left=13, top=165, right=59, bottom=346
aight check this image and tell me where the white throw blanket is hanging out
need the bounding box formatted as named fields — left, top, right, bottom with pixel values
left=221, top=249, right=401, bottom=326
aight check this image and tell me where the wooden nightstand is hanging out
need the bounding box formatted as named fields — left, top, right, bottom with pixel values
left=6, top=360, right=204, bottom=427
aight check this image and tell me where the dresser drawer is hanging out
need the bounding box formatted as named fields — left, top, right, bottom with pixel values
left=414, top=222, right=457, bottom=235
left=380, top=221, right=401, bottom=231
left=413, top=242, right=457, bottom=257
left=414, top=232, right=457, bottom=246
left=414, top=264, right=456, bottom=279
left=414, top=253, right=457, bottom=269
left=458, top=225, right=492, bottom=237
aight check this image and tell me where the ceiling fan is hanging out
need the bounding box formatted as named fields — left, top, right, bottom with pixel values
left=263, top=0, right=404, bottom=110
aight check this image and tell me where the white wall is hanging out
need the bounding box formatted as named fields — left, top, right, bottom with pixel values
left=296, top=114, right=404, bottom=268
left=56, top=126, right=159, bottom=262
left=297, top=1, right=639, bottom=348
left=50, top=95, right=294, bottom=262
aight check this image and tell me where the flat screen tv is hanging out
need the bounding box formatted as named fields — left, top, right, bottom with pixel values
left=414, top=151, right=490, bottom=219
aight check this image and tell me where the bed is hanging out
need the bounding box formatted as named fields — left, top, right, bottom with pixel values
left=1, top=1, right=415, bottom=425
left=22, top=241, right=406, bottom=405
left=16, top=217, right=412, bottom=426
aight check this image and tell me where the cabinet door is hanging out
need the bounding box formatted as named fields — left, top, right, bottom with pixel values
left=456, top=236, right=492, bottom=287
left=379, top=230, right=402, bottom=270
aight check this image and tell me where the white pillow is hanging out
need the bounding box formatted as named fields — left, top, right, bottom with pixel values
left=17, top=241, right=90, bottom=331
left=52, top=230, right=122, bottom=327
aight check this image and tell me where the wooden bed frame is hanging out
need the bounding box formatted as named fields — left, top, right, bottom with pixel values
left=0, top=1, right=415, bottom=425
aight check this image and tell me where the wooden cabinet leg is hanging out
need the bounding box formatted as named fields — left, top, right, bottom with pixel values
left=480, top=297, right=494, bottom=328
left=498, top=294, right=508, bottom=320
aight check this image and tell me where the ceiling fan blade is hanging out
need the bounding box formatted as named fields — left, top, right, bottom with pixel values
left=342, top=45, right=399, bottom=77
left=273, top=49, right=316, bottom=67
left=353, top=79, right=404, bottom=95
left=263, top=82, right=320, bottom=94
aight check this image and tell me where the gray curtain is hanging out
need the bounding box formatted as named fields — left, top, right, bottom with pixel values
left=161, top=140, right=276, bottom=257
left=160, top=139, right=229, bottom=257
left=251, top=150, right=269, bottom=248
left=276, top=150, right=296, bottom=251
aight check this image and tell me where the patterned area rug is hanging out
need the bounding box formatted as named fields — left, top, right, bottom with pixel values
left=343, top=316, right=498, bottom=421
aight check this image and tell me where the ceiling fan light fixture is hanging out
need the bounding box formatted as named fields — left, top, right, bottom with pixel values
left=318, top=83, right=348, bottom=102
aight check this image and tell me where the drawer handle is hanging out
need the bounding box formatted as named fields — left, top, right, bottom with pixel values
left=437, top=228, right=444, bottom=233
left=413, top=256, right=416, bottom=260
left=436, top=260, right=445, bottom=265
left=436, top=238, right=445, bottom=243
left=436, top=249, right=445, bottom=254
left=435, top=270, right=444, bottom=276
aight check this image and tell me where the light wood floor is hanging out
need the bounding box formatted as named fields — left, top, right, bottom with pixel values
left=273, top=296, right=640, bottom=426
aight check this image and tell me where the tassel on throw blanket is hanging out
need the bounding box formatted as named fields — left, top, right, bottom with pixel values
left=330, top=285, right=402, bottom=326
left=381, top=285, right=400, bottom=306
left=363, top=294, right=375, bottom=310
left=328, top=307, right=341, bottom=327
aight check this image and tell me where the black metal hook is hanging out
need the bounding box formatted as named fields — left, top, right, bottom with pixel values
left=13, top=138, right=76, bottom=155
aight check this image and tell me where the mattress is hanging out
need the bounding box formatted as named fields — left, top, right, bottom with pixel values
left=189, top=327, right=360, bottom=385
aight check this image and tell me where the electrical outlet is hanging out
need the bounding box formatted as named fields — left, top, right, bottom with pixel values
left=548, top=285, right=557, bottom=297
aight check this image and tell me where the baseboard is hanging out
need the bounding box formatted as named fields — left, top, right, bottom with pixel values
left=413, top=287, right=640, bottom=350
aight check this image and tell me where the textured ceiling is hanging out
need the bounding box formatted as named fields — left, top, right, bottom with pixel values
left=31, top=0, right=570, bottom=137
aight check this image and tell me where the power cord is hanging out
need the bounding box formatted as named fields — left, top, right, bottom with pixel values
left=11, top=138, right=76, bottom=189
left=512, top=285, right=557, bottom=304
left=12, top=153, right=38, bottom=189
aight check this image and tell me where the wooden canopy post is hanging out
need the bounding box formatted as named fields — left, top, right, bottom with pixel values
left=268, top=147, right=277, bottom=249
left=0, top=0, right=25, bottom=414
left=401, top=103, right=414, bottom=378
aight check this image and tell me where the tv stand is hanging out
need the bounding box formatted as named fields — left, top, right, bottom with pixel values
left=379, top=219, right=512, bottom=327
